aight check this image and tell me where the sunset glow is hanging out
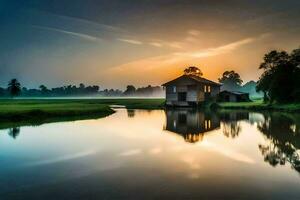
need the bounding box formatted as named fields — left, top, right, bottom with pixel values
left=1, top=0, right=300, bottom=89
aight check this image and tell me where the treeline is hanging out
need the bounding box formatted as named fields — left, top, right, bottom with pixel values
left=0, top=81, right=164, bottom=98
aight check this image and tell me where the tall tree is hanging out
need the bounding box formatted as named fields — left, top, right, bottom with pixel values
left=256, top=49, right=300, bottom=103
left=124, top=85, right=136, bottom=96
left=218, top=70, right=243, bottom=91
left=7, top=79, right=21, bottom=98
left=184, top=66, right=203, bottom=77
left=39, top=85, right=49, bottom=95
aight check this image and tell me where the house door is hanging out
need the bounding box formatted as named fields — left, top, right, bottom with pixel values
left=178, top=92, right=187, bottom=101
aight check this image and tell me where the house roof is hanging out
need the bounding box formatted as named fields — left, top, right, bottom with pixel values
left=220, top=90, right=249, bottom=95
left=162, top=75, right=221, bottom=86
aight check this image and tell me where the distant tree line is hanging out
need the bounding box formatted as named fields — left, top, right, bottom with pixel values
left=0, top=81, right=164, bottom=98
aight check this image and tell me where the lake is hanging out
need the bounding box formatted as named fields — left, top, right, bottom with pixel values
left=0, top=108, right=300, bottom=199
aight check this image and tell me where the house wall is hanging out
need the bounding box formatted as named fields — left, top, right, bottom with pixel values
left=164, top=77, right=220, bottom=106
left=166, top=86, right=177, bottom=105
left=229, top=94, right=237, bottom=102
left=211, top=85, right=220, bottom=97
left=187, top=85, right=198, bottom=102
left=197, top=85, right=205, bottom=101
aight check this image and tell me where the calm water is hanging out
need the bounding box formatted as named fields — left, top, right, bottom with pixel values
left=0, top=109, right=300, bottom=200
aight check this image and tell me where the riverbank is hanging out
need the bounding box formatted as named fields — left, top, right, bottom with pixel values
left=0, top=98, right=165, bottom=129
left=217, top=100, right=300, bottom=112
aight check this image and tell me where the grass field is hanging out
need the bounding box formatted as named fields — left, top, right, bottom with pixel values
left=0, top=98, right=165, bottom=129
left=217, top=100, right=300, bottom=112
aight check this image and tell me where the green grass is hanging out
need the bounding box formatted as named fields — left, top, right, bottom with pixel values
left=0, top=98, right=165, bottom=129
left=217, top=100, right=300, bottom=112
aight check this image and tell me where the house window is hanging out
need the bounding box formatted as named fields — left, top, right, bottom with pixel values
left=173, top=86, right=176, bottom=93
left=205, top=120, right=211, bottom=130
left=204, top=85, right=211, bottom=93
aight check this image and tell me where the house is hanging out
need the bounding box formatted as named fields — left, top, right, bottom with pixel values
left=162, top=75, right=221, bottom=106
left=218, top=90, right=250, bottom=102
left=164, top=108, right=220, bottom=143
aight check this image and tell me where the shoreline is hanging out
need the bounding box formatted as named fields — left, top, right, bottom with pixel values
left=215, top=101, right=300, bottom=113
left=0, top=99, right=165, bottom=129
left=1, top=98, right=299, bottom=130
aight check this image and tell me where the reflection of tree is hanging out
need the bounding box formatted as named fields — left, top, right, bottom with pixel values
left=126, top=109, right=135, bottom=118
left=222, top=122, right=241, bottom=138
left=8, top=127, right=20, bottom=139
left=257, top=113, right=300, bottom=173
left=218, top=112, right=248, bottom=139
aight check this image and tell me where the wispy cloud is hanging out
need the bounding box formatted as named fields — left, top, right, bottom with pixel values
left=32, top=25, right=103, bottom=42
left=23, top=149, right=97, bottom=166
left=200, top=141, right=255, bottom=164
left=174, top=37, right=256, bottom=58
left=109, top=35, right=264, bottom=73
left=119, top=149, right=141, bottom=156
left=117, top=38, right=143, bottom=45
left=188, top=29, right=201, bottom=36
left=149, top=42, right=163, bottom=47
left=34, top=10, right=126, bottom=33
left=167, top=41, right=183, bottom=49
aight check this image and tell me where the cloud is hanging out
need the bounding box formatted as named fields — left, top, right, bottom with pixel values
left=117, top=38, right=143, bottom=45
left=174, top=37, right=256, bottom=58
left=34, top=10, right=126, bottom=33
left=32, top=25, right=103, bottom=42
left=23, top=149, right=97, bottom=166
left=188, top=30, right=201, bottom=36
left=149, top=42, right=163, bottom=47
left=149, top=147, right=162, bottom=154
left=200, top=141, right=255, bottom=164
left=119, top=149, right=141, bottom=156
left=167, top=41, right=183, bottom=49
left=109, top=35, right=263, bottom=74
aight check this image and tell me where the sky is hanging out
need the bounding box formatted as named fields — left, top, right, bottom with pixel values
left=0, top=0, right=300, bottom=89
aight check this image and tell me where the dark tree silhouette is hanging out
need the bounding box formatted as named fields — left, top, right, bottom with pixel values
left=256, top=48, right=300, bottom=103
left=259, top=50, right=290, bottom=70
left=8, top=127, right=20, bottom=139
left=124, top=85, right=136, bottom=95
left=184, top=66, right=203, bottom=77
left=7, top=79, right=21, bottom=98
left=218, top=70, right=243, bottom=91
left=39, top=85, right=49, bottom=95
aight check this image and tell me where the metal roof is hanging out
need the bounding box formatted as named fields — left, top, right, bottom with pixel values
left=220, top=90, right=249, bottom=95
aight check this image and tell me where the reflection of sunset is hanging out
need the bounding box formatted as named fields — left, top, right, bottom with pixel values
left=1, top=108, right=300, bottom=198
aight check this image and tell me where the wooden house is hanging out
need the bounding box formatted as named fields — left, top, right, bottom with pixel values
left=218, top=90, right=250, bottom=102
left=162, top=75, right=221, bottom=106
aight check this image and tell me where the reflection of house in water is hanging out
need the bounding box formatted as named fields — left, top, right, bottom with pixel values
left=164, top=109, right=220, bottom=143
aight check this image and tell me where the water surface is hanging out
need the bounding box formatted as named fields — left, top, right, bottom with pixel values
left=0, top=109, right=300, bottom=199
